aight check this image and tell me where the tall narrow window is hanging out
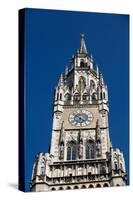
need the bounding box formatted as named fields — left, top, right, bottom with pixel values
left=86, top=140, right=95, bottom=159
left=90, top=80, right=95, bottom=89
left=100, top=92, right=102, bottom=100
left=56, top=93, right=59, bottom=101
left=67, top=141, right=77, bottom=160
left=103, top=92, right=106, bottom=99
left=115, top=162, right=118, bottom=171
left=92, top=93, right=97, bottom=101
left=41, top=166, right=45, bottom=175
left=60, top=93, right=62, bottom=100
left=67, top=146, right=71, bottom=160
left=72, top=143, right=76, bottom=160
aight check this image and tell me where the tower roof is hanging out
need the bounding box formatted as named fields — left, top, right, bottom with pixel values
left=79, top=33, right=88, bottom=54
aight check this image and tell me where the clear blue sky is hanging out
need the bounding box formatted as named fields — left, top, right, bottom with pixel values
left=24, top=8, right=129, bottom=191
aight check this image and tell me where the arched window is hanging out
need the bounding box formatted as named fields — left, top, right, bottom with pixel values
left=41, top=166, right=45, bottom=175
left=83, top=93, right=89, bottom=101
left=103, top=92, right=106, bottom=99
left=67, top=186, right=71, bottom=190
left=89, top=184, right=94, bottom=188
left=74, top=185, right=79, bottom=189
left=78, top=76, right=86, bottom=91
left=90, top=80, right=95, bottom=89
left=67, top=141, right=77, bottom=160
left=100, top=92, right=102, bottom=100
left=96, top=184, right=101, bottom=188
left=100, top=164, right=106, bottom=174
left=73, top=93, right=80, bottom=102
left=60, top=93, right=62, bottom=100
left=65, top=93, right=71, bottom=101
left=80, top=60, right=85, bottom=67
left=59, top=187, right=64, bottom=190
left=81, top=185, right=86, bottom=189
left=86, top=140, right=95, bottom=159
left=92, top=93, right=97, bottom=101
left=115, top=162, right=118, bottom=171
left=56, top=93, right=59, bottom=101
left=51, top=187, right=56, bottom=191
left=103, top=183, right=109, bottom=187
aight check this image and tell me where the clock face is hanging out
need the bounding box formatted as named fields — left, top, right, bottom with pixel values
left=69, top=110, right=93, bottom=127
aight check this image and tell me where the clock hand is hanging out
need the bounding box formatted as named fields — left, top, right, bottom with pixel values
left=80, top=115, right=86, bottom=121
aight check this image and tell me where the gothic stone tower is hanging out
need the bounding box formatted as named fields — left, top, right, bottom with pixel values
left=30, top=34, right=126, bottom=192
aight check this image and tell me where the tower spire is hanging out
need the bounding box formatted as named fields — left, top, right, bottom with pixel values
left=79, top=33, right=88, bottom=54
left=58, top=73, right=64, bottom=86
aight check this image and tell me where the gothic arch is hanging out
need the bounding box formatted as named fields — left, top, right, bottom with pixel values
left=40, top=166, right=45, bottom=175
left=67, top=141, right=77, bottom=160
left=59, top=187, right=64, bottom=190
left=90, top=80, right=96, bottom=90
left=74, top=185, right=79, bottom=189
left=86, top=140, right=95, bottom=159
left=80, top=59, right=85, bottom=67
left=83, top=92, right=89, bottom=101
left=92, top=92, right=97, bottom=101
left=89, top=184, right=94, bottom=188
left=60, top=93, right=62, bottom=100
left=103, top=183, right=109, bottom=187
left=51, top=187, right=56, bottom=191
left=73, top=92, right=80, bottom=102
left=96, top=184, right=101, bottom=188
left=66, top=186, right=71, bottom=190
left=64, top=93, right=71, bottom=101
left=78, top=76, right=86, bottom=91
left=56, top=93, right=59, bottom=101
left=103, top=92, right=106, bottom=99
left=81, top=185, right=86, bottom=189
left=114, top=161, right=118, bottom=171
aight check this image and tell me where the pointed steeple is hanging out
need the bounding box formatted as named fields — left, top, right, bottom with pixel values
left=96, top=64, right=99, bottom=77
left=99, top=73, right=104, bottom=85
left=65, top=65, right=69, bottom=76
left=58, top=73, right=64, bottom=86
left=79, top=33, right=88, bottom=54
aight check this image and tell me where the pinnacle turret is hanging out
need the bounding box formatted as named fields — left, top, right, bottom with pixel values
left=79, top=33, right=88, bottom=54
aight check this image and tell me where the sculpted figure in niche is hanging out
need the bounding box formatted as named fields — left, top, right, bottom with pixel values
left=79, top=140, right=83, bottom=158
left=78, top=76, right=86, bottom=92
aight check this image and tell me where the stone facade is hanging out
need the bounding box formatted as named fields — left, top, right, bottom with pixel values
left=30, top=34, right=126, bottom=192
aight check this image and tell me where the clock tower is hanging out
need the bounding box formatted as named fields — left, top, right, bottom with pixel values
left=30, top=34, right=126, bottom=192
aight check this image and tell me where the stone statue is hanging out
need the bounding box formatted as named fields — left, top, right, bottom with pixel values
left=79, top=141, right=83, bottom=158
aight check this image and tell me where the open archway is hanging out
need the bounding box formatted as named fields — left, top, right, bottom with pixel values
left=89, top=184, right=94, bottom=188
left=103, top=183, right=109, bottom=187
left=51, top=187, right=56, bottom=191
left=67, top=186, right=71, bottom=190
left=59, top=187, right=64, bottom=190
left=81, top=185, right=86, bottom=189
left=96, top=184, right=101, bottom=188
left=74, top=185, right=79, bottom=189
